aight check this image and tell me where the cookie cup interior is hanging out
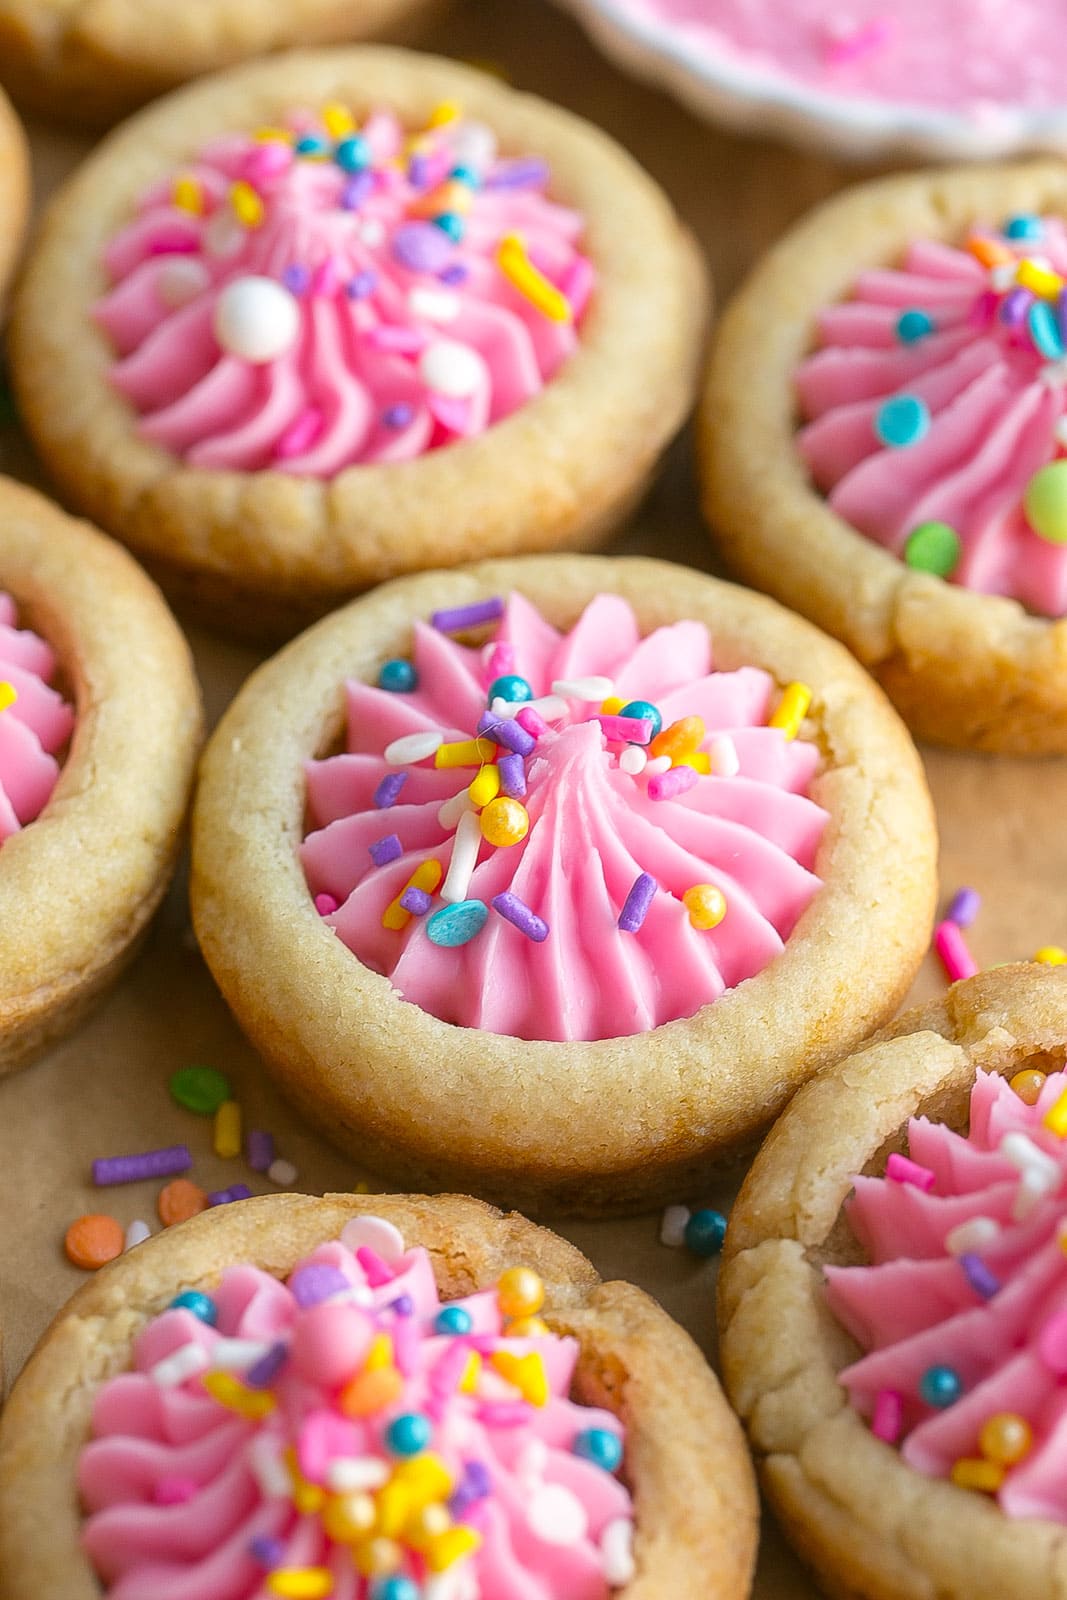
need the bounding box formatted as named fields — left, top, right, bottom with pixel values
left=699, top=160, right=1067, bottom=755
left=0, top=0, right=449, bottom=127
left=0, top=1190, right=758, bottom=1600
left=190, top=553, right=938, bottom=1215
left=0, top=82, right=29, bottom=305
left=718, top=963, right=1067, bottom=1600
left=0, top=476, right=203, bottom=1075
left=11, top=48, right=708, bottom=638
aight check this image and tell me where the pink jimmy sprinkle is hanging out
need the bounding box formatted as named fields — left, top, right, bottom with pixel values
left=516, top=705, right=548, bottom=738
left=486, top=642, right=516, bottom=683
left=429, top=1342, right=472, bottom=1398
left=275, top=407, right=324, bottom=461
left=392, top=1317, right=419, bottom=1378
left=824, top=16, right=892, bottom=66
left=596, top=714, right=653, bottom=744
left=886, top=1153, right=935, bottom=1192
left=647, top=765, right=699, bottom=802
left=314, top=893, right=339, bottom=916
left=935, top=919, right=979, bottom=984
left=364, top=325, right=428, bottom=355
left=312, top=258, right=340, bottom=298
left=355, top=1245, right=395, bottom=1287
left=154, top=1476, right=199, bottom=1506
left=871, top=1389, right=903, bottom=1444
left=243, top=142, right=293, bottom=183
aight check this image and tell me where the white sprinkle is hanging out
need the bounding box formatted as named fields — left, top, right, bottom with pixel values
left=990, top=263, right=1016, bottom=292
left=409, top=287, right=460, bottom=323
left=1014, top=1167, right=1057, bottom=1221
left=336, top=1284, right=374, bottom=1307
left=361, top=218, right=386, bottom=247
left=1000, top=1131, right=1060, bottom=1184
left=645, top=755, right=671, bottom=776
left=203, top=209, right=245, bottom=260
left=1055, top=413, right=1067, bottom=446
left=659, top=1205, right=691, bottom=1248
left=208, top=1338, right=271, bottom=1371
left=552, top=676, right=614, bottom=702
left=384, top=730, right=443, bottom=766
left=151, top=1344, right=209, bottom=1388
left=248, top=1434, right=293, bottom=1498
left=267, top=1158, right=298, bottom=1186
left=709, top=735, right=740, bottom=777
left=944, top=1217, right=999, bottom=1256
left=526, top=694, right=566, bottom=721
left=515, top=1438, right=549, bottom=1485
left=124, top=1219, right=151, bottom=1251
left=451, top=120, right=498, bottom=171
left=527, top=1483, right=588, bottom=1546
left=1041, top=364, right=1067, bottom=394
left=490, top=697, right=515, bottom=719
left=157, top=257, right=210, bottom=308
left=418, top=340, right=485, bottom=399
left=619, top=745, right=647, bottom=776
left=601, top=1518, right=636, bottom=1586
left=439, top=808, right=482, bottom=903
left=438, top=788, right=473, bottom=830
left=327, top=1456, right=391, bottom=1493
left=339, top=1214, right=406, bottom=1264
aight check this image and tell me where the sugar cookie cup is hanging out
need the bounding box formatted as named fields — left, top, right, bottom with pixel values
left=700, top=161, right=1067, bottom=755
left=0, top=476, right=202, bottom=1075
left=0, top=0, right=448, bottom=127
left=11, top=49, right=708, bottom=640
left=0, top=1191, right=759, bottom=1600
left=0, top=83, right=29, bottom=305
left=190, top=553, right=937, bottom=1214
left=718, top=963, right=1067, bottom=1600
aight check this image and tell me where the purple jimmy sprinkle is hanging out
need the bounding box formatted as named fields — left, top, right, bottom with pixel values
left=400, top=886, right=432, bottom=915
left=476, top=711, right=534, bottom=757
left=484, top=157, right=550, bottom=190
left=492, top=891, right=548, bottom=943
left=392, top=220, right=451, bottom=274
left=389, top=1294, right=415, bottom=1317
left=93, top=1145, right=192, bottom=1186
left=282, top=263, right=309, bottom=295
left=374, top=771, right=408, bottom=810
left=369, top=833, right=403, bottom=867
left=340, top=171, right=375, bottom=211
left=246, top=1129, right=275, bottom=1172
left=618, top=873, right=657, bottom=934
left=1000, top=286, right=1033, bottom=327
left=290, top=1263, right=351, bottom=1308
left=1058, top=285, right=1067, bottom=345
left=383, top=402, right=415, bottom=429
left=449, top=1459, right=492, bottom=1515
left=246, top=1342, right=289, bottom=1389
left=439, top=262, right=469, bottom=286
left=249, top=1534, right=285, bottom=1568
left=346, top=268, right=379, bottom=300
left=497, top=752, right=526, bottom=798
left=408, top=152, right=431, bottom=189
left=432, top=597, right=505, bottom=634
left=208, top=1188, right=234, bottom=1207
left=946, top=887, right=981, bottom=928
left=227, top=1184, right=252, bottom=1202
left=960, top=1253, right=1000, bottom=1300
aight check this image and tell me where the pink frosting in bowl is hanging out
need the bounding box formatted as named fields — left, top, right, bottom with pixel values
left=94, top=104, right=594, bottom=476
left=826, top=1063, right=1067, bottom=1521
left=0, top=589, right=74, bottom=840
left=300, top=591, right=827, bottom=1043
left=795, top=214, right=1067, bottom=618
left=78, top=1214, right=635, bottom=1599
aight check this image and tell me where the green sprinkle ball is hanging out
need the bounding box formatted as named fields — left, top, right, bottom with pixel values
left=1024, top=462, right=1067, bottom=544
left=169, top=1065, right=232, bottom=1115
left=904, top=522, right=961, bottom=578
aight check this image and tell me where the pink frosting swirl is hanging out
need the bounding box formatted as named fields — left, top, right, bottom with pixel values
left=0, top=590, right=74, bottom=840
left=795, top=216, right=1067, bottom=617
left=78, top=1215, right=634, bottom=1599
left=300, top=592, right=827, bottom=1043
left=826, top=1066, right=1067, bottom=1520
left=94, top=107, right=594, bottom=475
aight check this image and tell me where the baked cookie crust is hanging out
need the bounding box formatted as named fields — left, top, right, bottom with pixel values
left=0, top=82, right=29, bottom=306
left=0, top=0, right=447, bottom=126
left=190, top=553, right=938, bottom=1214
left=699, top=160, right=1067, bottom=755
left=10, top=49, right=709, bottom=639
left=0, top=1190, right=759, bottom=1600
left=718, top=963, right=1067, bottom=1600
left=0, top=476, right=203, bottom=1076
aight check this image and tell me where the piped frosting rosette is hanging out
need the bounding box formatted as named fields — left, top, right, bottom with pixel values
left=827, top=1063, right=1067, bottom=1521
left=300, top=591, right=828, bottom=1042
left=0, top=590, right=74, bottom=841
left=77, top=1214, right=634, bottom=1600
left=94, top=104, right=594, bottom=475
left=794, top=214, right=1067, bottom=617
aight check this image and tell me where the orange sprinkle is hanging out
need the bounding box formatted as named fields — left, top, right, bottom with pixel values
left=65, top=1214, right=124, bottom=1270
left=338, top=1365, right=405, bottom=1418
left=649, top=716, right=705, bottom=761
left=157, top=1178, right=209, bottom=1227
left=966, top=235, right=1014, bottom=269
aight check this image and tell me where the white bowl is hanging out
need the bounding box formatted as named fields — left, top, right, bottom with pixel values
left=552, top=0, right=1067, bottom=163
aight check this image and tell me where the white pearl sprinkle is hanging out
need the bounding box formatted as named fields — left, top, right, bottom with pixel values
left=157, top=257, right=211, bottom=309
left=659, top=1205, right=691, bottom=1248
left=601, top=1518, right=636, bottom=1586
left=527, top=1483, right=588, bottom=1546
left=124, top=1219, right=151, bottom=1251
left=990, top=263, right=1016, bottom=292
left=339, top=1214, right=406, bottom=1264
left=213, top=276, right=301, bottom=364
left=552, top=676, right=614, bottom=702
left=418, top=340, right=485, bottom=399
left=439, top=808, right=482, bottom=903
left=327, top=1456, right=391, bottom=1493
left=384, top=730, right=444, bottom=766
left=151, top=1344, right=209, bottom=1388
left=619, top=745, right=647, bottom=776
left=944, top=1216, right=999, bottom=1256
left=267, top=1157, right=298, bottom=1186
left=709, top=734, right=740, bottom=777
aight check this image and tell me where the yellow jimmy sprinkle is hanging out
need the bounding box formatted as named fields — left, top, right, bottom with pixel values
left=497, top=233, right=572, bottom=324
left=381, top=858, right=443, bottom=931
left=266, top=1570, right=333, bottom=1599
left=769, top=682, right=812, bottom=741
left=0, top=682, right=17, bottom=714
left=201, top=1371, right=275, bottom=1419
left=491, top=1350, right=549, bottom=1407
left=1044, top=1086, right=1067, bottom=1138
left=1016, top=257, right=1065, bottom=300
left=435, top=737, right=495, bottom=769
left=322, top=102, right=355, bottom=138
left=171, top=175, right=202, bottom=214
left=468, top=763, right=501, bottom=808
left=230, top=180, right=265, bottom=228
left=429, top=99, right=463, bottom=126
